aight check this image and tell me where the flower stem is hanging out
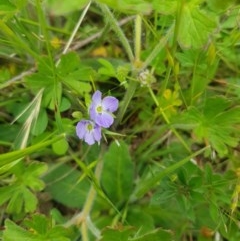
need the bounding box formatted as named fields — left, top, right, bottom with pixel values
left=114, top=80, right=138, bottom=127
left=80, top=153, right=104, bottom=241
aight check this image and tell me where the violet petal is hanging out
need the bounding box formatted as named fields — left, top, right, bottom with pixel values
left=94, top=112, right=114, bottom=128
left=91, top=90, right=102, bottom=104
left=93, top=125, right=102, bottom=142
left=84, top=132, right=95, bottom=145
left=76, top=120, right=87, bottom=139
left=102, top=96, right=119, bottom=112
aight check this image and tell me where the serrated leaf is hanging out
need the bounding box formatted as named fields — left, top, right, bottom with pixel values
left=131, top=228, right=173, bottom=241
left=25, top=57, right=62, bottom=108
left=3, top=219, right=35, bottom=241
left=3, top=216, right=71, bottom=241
left=176, top=97, right=240, bottom=156
left=178, top=5, right=216, bottom=48
left=99, top=226, right=135, bottom=241
left=22, top=187, right=38, bottom=213
left=58, top=52, right=93, bottom=94
left=0, top=185, right=17, bottom=206
left=3, top=161, right=47, bottom=214
left=22, top=162, right=48, bottom=191
left=24, top=214, right=49, bottom=235
left=101, top=141, right=134, bottom=203
left=127, top=209, right=154, bottom=235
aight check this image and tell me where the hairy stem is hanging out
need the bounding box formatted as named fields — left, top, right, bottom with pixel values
left=134, top=14, right=142, bottom=62
left=98, top=3, right=134, bottom=62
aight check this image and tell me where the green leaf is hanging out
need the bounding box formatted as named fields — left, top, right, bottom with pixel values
left=101, top=141, right=134, bottom=203
left=22, top=188, right=38, bottom=213
left=52, top=138, right=69, bottom=155
left=3, top=215, right=71, bottom=241
left=98, top=58, right=116, bottom=77
left=131, top=228, right=173, bottom=241
left=135, top=146, right=208, bottom=198
left=0, top=185, right=17, bottom=206
left=58, top=52, right=93, bottom=94
left=25, top=57, right=62, bottom=108
left=1, top=161, right=47, bottom=214
left=59, top=97, right=71, bottom=112
left=24, top=214, right=49, bottom=235
left=176, top=97, right=240, bottom=156
left=3, top=219, right=35, bottom=241
left=43, top=164, right=90, bottom=208
left=99, top=226, right=135, bottom=241
left=127, top=209, right=154, bottom=234
left=21, top=161, right=48, bottom=191
left=31, top=108, right=48, bottom=136
left=178, top=5, right=216, bottom=48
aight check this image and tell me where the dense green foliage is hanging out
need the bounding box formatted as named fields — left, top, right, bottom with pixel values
left=0, top=0, right=240, bottom=240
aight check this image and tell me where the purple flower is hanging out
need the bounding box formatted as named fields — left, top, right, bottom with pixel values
left=89, top=90, right=119, bottom=128
left=76, top=120, right=101, bottom=145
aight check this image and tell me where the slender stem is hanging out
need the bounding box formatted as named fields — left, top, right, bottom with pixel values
left=82, top=156, right=104, bottom=216
left=114, top=80, right=138, bottom=127
left=172, top=0, right=185, bottom=53
left=81, top=222, right=89, bottom=241
left=65, top=146, right=105, bottom=240
left=114, top=15, right=143, bottom=127
left=36, top=0, right=64, bottom=132
left=57, top=1, right=91, bottom=64
left=79, top=155, right=103, bottom=241
left=134, top=15, right=142, bottom=62
left=98, top=3, right=134, bottom=62
left=148, top=87, right=191, bottom=153
left=35, top=0, right=55, bottom=70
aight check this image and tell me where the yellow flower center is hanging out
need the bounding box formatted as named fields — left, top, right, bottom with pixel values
left=96, top=105, right=103, bottom=113
left=87, top=123, right=93, bottom=131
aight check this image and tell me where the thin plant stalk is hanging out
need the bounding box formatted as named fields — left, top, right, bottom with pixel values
left=134, top=14, right=142, bottom=62
left=36, top=0, right=63, bottom=132
left=56, top=1, right=92, bottom=66
left=98, top=3, right=134, bottom=62
left=114, top=14, right=142, bottom=127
